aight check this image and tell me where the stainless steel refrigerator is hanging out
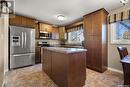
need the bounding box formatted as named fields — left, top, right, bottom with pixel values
left=9, top=26, right=35, bottom=69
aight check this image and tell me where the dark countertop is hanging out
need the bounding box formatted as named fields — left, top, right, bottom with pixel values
left=42, top=47, right=87, bottom=54
left=36, top=44, right=84, bottom=48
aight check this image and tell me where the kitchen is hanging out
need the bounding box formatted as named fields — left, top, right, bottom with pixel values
left=0, top=0, right=130, bottom=87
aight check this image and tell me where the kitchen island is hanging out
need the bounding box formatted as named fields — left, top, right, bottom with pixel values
left=41, top=47, right=87, bottom=87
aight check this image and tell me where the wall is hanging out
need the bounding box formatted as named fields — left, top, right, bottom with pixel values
left=108, top=5, right=130, bottom=72
left=4, top=15, right=9, bottom=73
left=0, top=14, right=8, bottom=87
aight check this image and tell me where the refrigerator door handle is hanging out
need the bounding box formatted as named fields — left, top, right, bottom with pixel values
left=22, top=32, right=24, bottom=48
left=24, top=32, right=27, bottom=48
left=13, top=53, right=31, bottom=57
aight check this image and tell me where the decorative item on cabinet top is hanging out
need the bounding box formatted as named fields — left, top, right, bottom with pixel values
left=109, top=9, right=130, bottom=24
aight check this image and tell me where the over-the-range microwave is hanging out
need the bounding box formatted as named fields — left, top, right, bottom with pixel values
left=39, top=32, right=52, bottom=39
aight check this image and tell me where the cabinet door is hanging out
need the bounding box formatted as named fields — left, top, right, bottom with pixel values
left=39, top=23, right=58, bottom=33
left=84, top=11, right=101, bottom=36
left=45, top=24, right=52, bottom=32
left=86, top=36, right=101, bottom=71
left=39, top=23, right=44, bottom=31
left=26, top=18, right=35, bottom=28
left=21, top=17, right=35, bottom=28
left=92, top=12, right=101, bottom=35
left=51, top=52, right=68, bottom=87
left=42, top=49, right=52, bottom=77
left=51, top=27, right=59, bottom=33
left=35, top=23, right=40, bottom=39
left=21, top=16, right=27, bottom=27
left=39, top=23, right=51, bottom=32
left=9, top=15, right=22, bottom=26
left=84, top=15, right=92, bottom=36
left=35, top=47, right=41, bottom=64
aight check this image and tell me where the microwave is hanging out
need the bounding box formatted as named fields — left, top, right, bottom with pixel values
left=39, top=32, right=52, bottom=39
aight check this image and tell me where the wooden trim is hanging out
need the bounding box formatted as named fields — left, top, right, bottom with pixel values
left=65, top=19, right=83, bottom=29
left=9, top=13, right=36, bottom=20
left=83, top=8, right=109, bottom=17
left=66, top=23, right=83, bottom=29
left=65, top=18, right=83, bottom=27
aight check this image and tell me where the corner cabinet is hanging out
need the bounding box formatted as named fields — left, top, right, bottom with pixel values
left=83, top=9, right=108, bottom=72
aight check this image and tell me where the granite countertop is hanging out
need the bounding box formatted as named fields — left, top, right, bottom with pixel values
left=42, top=47, right=87, bottom=54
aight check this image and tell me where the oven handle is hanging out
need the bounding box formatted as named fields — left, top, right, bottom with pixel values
left=22, top=32, right=24, bottom=48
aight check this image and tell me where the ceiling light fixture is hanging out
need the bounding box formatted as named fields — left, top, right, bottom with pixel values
left=57, top=15, right=66, bottom=21
left=120, top=0, right=130, bottom=5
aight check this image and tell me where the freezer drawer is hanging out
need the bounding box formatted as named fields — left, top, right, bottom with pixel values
left=10, top=53, right=35, bottom=69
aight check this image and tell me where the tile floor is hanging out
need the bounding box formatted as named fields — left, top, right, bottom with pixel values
left=5, top=64, right=123, bottom=87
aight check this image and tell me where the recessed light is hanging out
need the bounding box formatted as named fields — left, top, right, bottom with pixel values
left=57, top=15, right=66, bottom=21
left=120, top=0, right=130, bottom=5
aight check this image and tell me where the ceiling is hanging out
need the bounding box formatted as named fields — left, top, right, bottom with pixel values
left=15, top=0, right=122, bottom=26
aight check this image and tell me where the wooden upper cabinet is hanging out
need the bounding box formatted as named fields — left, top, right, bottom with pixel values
left=52, top=27, right=59, bottom=33
left=9, top=15, right=22, bottom=26
left=9, top=15, right=35, bottom=28
left=84, top=11, right=102, bottom=36
left=21, top=16, right=35, bottom=28
left=84, top=15, right=92, bottom=36
left=39, top=23, right=58, bottom=33
left=91, top=12, right=102, bottom=36
left=35, top=23, right=40, bottom=39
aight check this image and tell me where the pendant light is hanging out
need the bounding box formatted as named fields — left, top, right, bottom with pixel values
left=0, top=0, right=9, bottom=14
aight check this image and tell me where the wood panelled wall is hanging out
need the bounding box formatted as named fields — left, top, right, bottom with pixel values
left=83, top=8, right=108, bottom=72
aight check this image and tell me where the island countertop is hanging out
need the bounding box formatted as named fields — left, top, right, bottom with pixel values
left=42, top=47, right=87, bottom=54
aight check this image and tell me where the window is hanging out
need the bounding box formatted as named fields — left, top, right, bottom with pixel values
left=68, top=29, right=84, bottom=44
left=111, top=19, right=130, bottom=44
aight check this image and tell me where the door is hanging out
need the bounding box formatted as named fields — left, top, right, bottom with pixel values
left=10, top=26, right=35, bottom=54
left=10, top=26, right=27, bottom=54
left=24, top=28, right=35, bottom=53
left=86, top=36, right=101, bottom=71
left=10, top=53, right=35, bottom=69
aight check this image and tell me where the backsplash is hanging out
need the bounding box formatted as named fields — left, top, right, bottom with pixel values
left=36, top=39, right=60, bottom=45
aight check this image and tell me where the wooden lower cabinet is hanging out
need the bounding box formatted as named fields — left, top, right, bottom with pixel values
left=41, top=49, right=52, bottom=77
left=35, top=47, right=41, bottom=64
left=34, top=23, right=40, bottom=39
left=86, top=36, right=102, bottom=71
left=41, top=48, right=86, bottom=87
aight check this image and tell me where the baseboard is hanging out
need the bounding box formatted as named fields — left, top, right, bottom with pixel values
left=4, top=69, right=8, bottom=75
left=2, top=81, right=5, bottom=87
left=108, top=67, right=123, bottom=74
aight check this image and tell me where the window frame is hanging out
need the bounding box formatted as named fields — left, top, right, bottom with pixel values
left=111, top=22, right=130, bottom=44
left=67, top=29, right=84, bottom=44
